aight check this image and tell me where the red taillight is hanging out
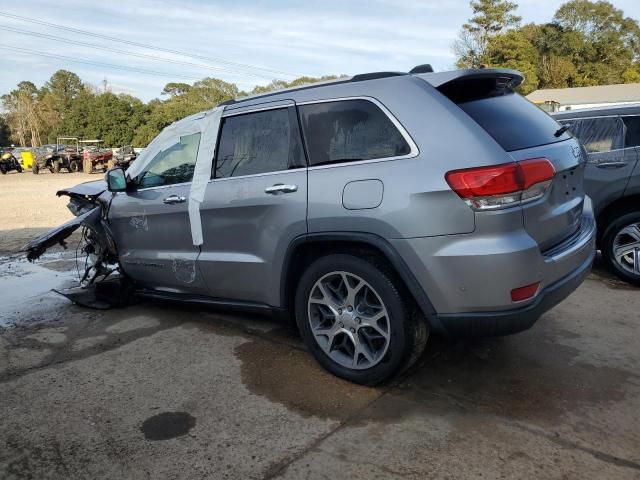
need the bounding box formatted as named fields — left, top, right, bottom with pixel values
left=445, top=158, right=555, bottom=210
left=511, top=282, right=540, bottom=302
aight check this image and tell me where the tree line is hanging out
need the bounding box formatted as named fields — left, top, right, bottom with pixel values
left=0, top=72, right=341, bottom=148
left=454, top=0, right=640, bottom=93
left=1, top=0, right=638, bottom=147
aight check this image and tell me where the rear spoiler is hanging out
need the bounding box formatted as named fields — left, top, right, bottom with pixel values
left=417, top=69, right=524, bottom=89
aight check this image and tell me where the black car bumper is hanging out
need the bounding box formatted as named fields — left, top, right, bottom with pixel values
left=436, top=249, right=595, bottom=337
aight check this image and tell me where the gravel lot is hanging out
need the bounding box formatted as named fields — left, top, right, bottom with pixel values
left=0, top=173, right=638, bottom=479
left=0, top=170, right=94, bottom=253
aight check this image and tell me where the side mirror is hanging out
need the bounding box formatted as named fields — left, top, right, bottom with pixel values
left=106, top=167, right=127, bottom=192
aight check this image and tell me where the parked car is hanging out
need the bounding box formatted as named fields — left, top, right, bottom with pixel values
left=554, top=106, right=640, bottom=285
left=80, top=140, right=113, bottom=173
left=25, top=67, right=596, bottom=385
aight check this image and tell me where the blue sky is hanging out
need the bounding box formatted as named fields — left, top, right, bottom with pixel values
left=1, top=0, right=639, bottom=102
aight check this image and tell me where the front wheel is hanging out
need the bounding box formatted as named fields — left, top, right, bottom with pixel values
left=0, top=164, right=7, bottom=174
left=602, top=211, right=640, bottom=286
left=69, top=160, right=80, bottom=173
left=52, top=160, right=61, bottom=173
left=295, top=254, right=428, bottom=385
left=32, top=163, right=39, bottom=174
left=16, top=164, right=22, bottom=173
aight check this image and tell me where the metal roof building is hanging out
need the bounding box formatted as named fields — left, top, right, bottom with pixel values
left=526, top=83, right=640, bottom=112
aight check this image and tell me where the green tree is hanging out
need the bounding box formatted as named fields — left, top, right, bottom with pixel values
left=454, top=0, right=522, bottom=68
left=0, top=115, right=11, bottom=146
left=485, top=29, right=540, bottom=93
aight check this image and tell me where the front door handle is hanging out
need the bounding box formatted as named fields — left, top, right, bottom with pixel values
left=595, top=161, right=628, bottom=169
left=265, top=184, right=298, bottom=194
left=163, top=195, right=186, bottom=204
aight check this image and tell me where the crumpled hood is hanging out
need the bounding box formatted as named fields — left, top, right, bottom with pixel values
left=56, top=180, right=107, bottom=199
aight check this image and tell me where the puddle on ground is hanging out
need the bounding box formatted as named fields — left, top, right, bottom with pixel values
left=234, top=335, right=381, bottom=421
left=140, top=412, right=196, bottom=441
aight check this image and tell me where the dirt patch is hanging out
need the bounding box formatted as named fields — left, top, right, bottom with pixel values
left=0, top=172, right=96, bottom=253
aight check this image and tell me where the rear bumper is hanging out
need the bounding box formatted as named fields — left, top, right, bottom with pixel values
left=390, top=197, right=596, bottom=335
left=435, top=249, right=594, bottom=336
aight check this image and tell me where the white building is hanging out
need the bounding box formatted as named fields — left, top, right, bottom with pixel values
left=526, top=83, right=640, bottom=112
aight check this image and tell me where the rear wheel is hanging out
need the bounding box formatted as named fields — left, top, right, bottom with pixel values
left=83, top=159, right=93, bottom=174
left=16, top=164, right=22, bottom=173
left=295, top=254, right=428, bottom=385
left=0, top=164, right=7, bottom=174
left=602, top=211, right=640, bottom=286
left=52, top=160, right=61, bottom=173
left=69, top=160, right=80, bottom=173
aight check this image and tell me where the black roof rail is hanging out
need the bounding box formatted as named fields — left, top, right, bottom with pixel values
left=350, top=71, right=406, bottom=82
left=409, top=64, right=434, bottom=74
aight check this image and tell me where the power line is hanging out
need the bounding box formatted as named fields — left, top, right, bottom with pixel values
left=0, top=44, right=220, bottom=82
left=0, top=24, right=280, bottom=80
left=0, top=10, right=300, bottom=79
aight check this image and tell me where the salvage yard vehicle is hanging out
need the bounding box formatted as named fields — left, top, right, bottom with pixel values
left=24, top=67, right=596, bottom=385
left=31, top=139, right=81, bottom=174
left=113, top=145, right=137, bottom=169
left=81, top=140, right=113, bottom=173
left=554, top=105, right=640, bottom=285
left=0, top=148, right=23, bottom=174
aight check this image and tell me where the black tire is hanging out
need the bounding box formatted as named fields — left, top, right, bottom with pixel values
left=601, top=210, right=640, bottom=286
left=69, top=160, right=80, bottom=173
left=295, top=253, right=428, bottom=385
left=16, top=164, right=22, bottom=173
left=32, top=163, right=39, bottom=174
left=83, top=159, right=92, bottom=174
left=0, top=164, right=6, bottom=174
left=52, top=160, right=61, bottom=173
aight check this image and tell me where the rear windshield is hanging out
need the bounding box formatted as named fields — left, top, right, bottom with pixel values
left=454, top=90, right=571, bottom=152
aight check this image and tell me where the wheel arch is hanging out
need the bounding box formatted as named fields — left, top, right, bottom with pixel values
left=280, top=232, right=444, bottom=333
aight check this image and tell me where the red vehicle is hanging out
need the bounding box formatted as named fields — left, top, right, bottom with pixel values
left=80, top=140, right=113, bottom=174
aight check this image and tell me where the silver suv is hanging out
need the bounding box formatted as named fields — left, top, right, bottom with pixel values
left=554, top=105, right=640, bottom=285
left=26, top=68, right=596, bottom=385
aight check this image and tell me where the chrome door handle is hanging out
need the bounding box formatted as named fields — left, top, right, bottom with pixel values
left=265, top=184, right=298, bottom=194
left=595, top=161, right=627, bottom=169
left=163, top=195, right=186, bottom=204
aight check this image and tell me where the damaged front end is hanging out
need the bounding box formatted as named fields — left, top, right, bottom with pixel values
left=22, top=181, right=120, bottom=286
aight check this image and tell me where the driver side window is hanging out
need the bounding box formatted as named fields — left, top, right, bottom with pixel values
left=137, top=133, right=202, bottom=188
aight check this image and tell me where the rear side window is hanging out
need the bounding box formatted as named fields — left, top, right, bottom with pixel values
left=623, top=116, right=640, bottom=147
left=559, top=117, right=625, bottom=153
left=298, top=99, right=411, bottom=166
left=215, top=107, right=305, bottom=178
left=453, top=91, right=571, bottom=152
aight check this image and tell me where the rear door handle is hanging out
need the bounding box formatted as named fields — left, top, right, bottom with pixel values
left=163, top=195, right=186, bottom=204
left=265, top=184, right=298, bottom=194
left=595, top=162, right=627, bottom=169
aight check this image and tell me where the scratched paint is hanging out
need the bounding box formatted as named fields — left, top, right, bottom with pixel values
left=172, top=259, right=196, bottom=284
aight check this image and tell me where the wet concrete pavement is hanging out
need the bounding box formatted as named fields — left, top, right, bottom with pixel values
left=0, top=253, right=638, bottom=479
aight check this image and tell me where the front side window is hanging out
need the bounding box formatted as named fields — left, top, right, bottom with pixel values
left=137, top=133, right=201, bottom=188
left=215, top=107, right=304, bottom=178
left=298, top=99, right=411, bottom=167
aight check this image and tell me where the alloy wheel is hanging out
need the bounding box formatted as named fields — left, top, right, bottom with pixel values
left=307, top=271, right=390, bottom=370
left=613, top=222, right=640, bottom=276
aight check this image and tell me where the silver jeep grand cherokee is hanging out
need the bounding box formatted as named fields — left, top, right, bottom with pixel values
left=26, top=67, right=596, bottom=385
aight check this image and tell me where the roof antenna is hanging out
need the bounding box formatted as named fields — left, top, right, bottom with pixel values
left=409, top=64, right=434, bottom=74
